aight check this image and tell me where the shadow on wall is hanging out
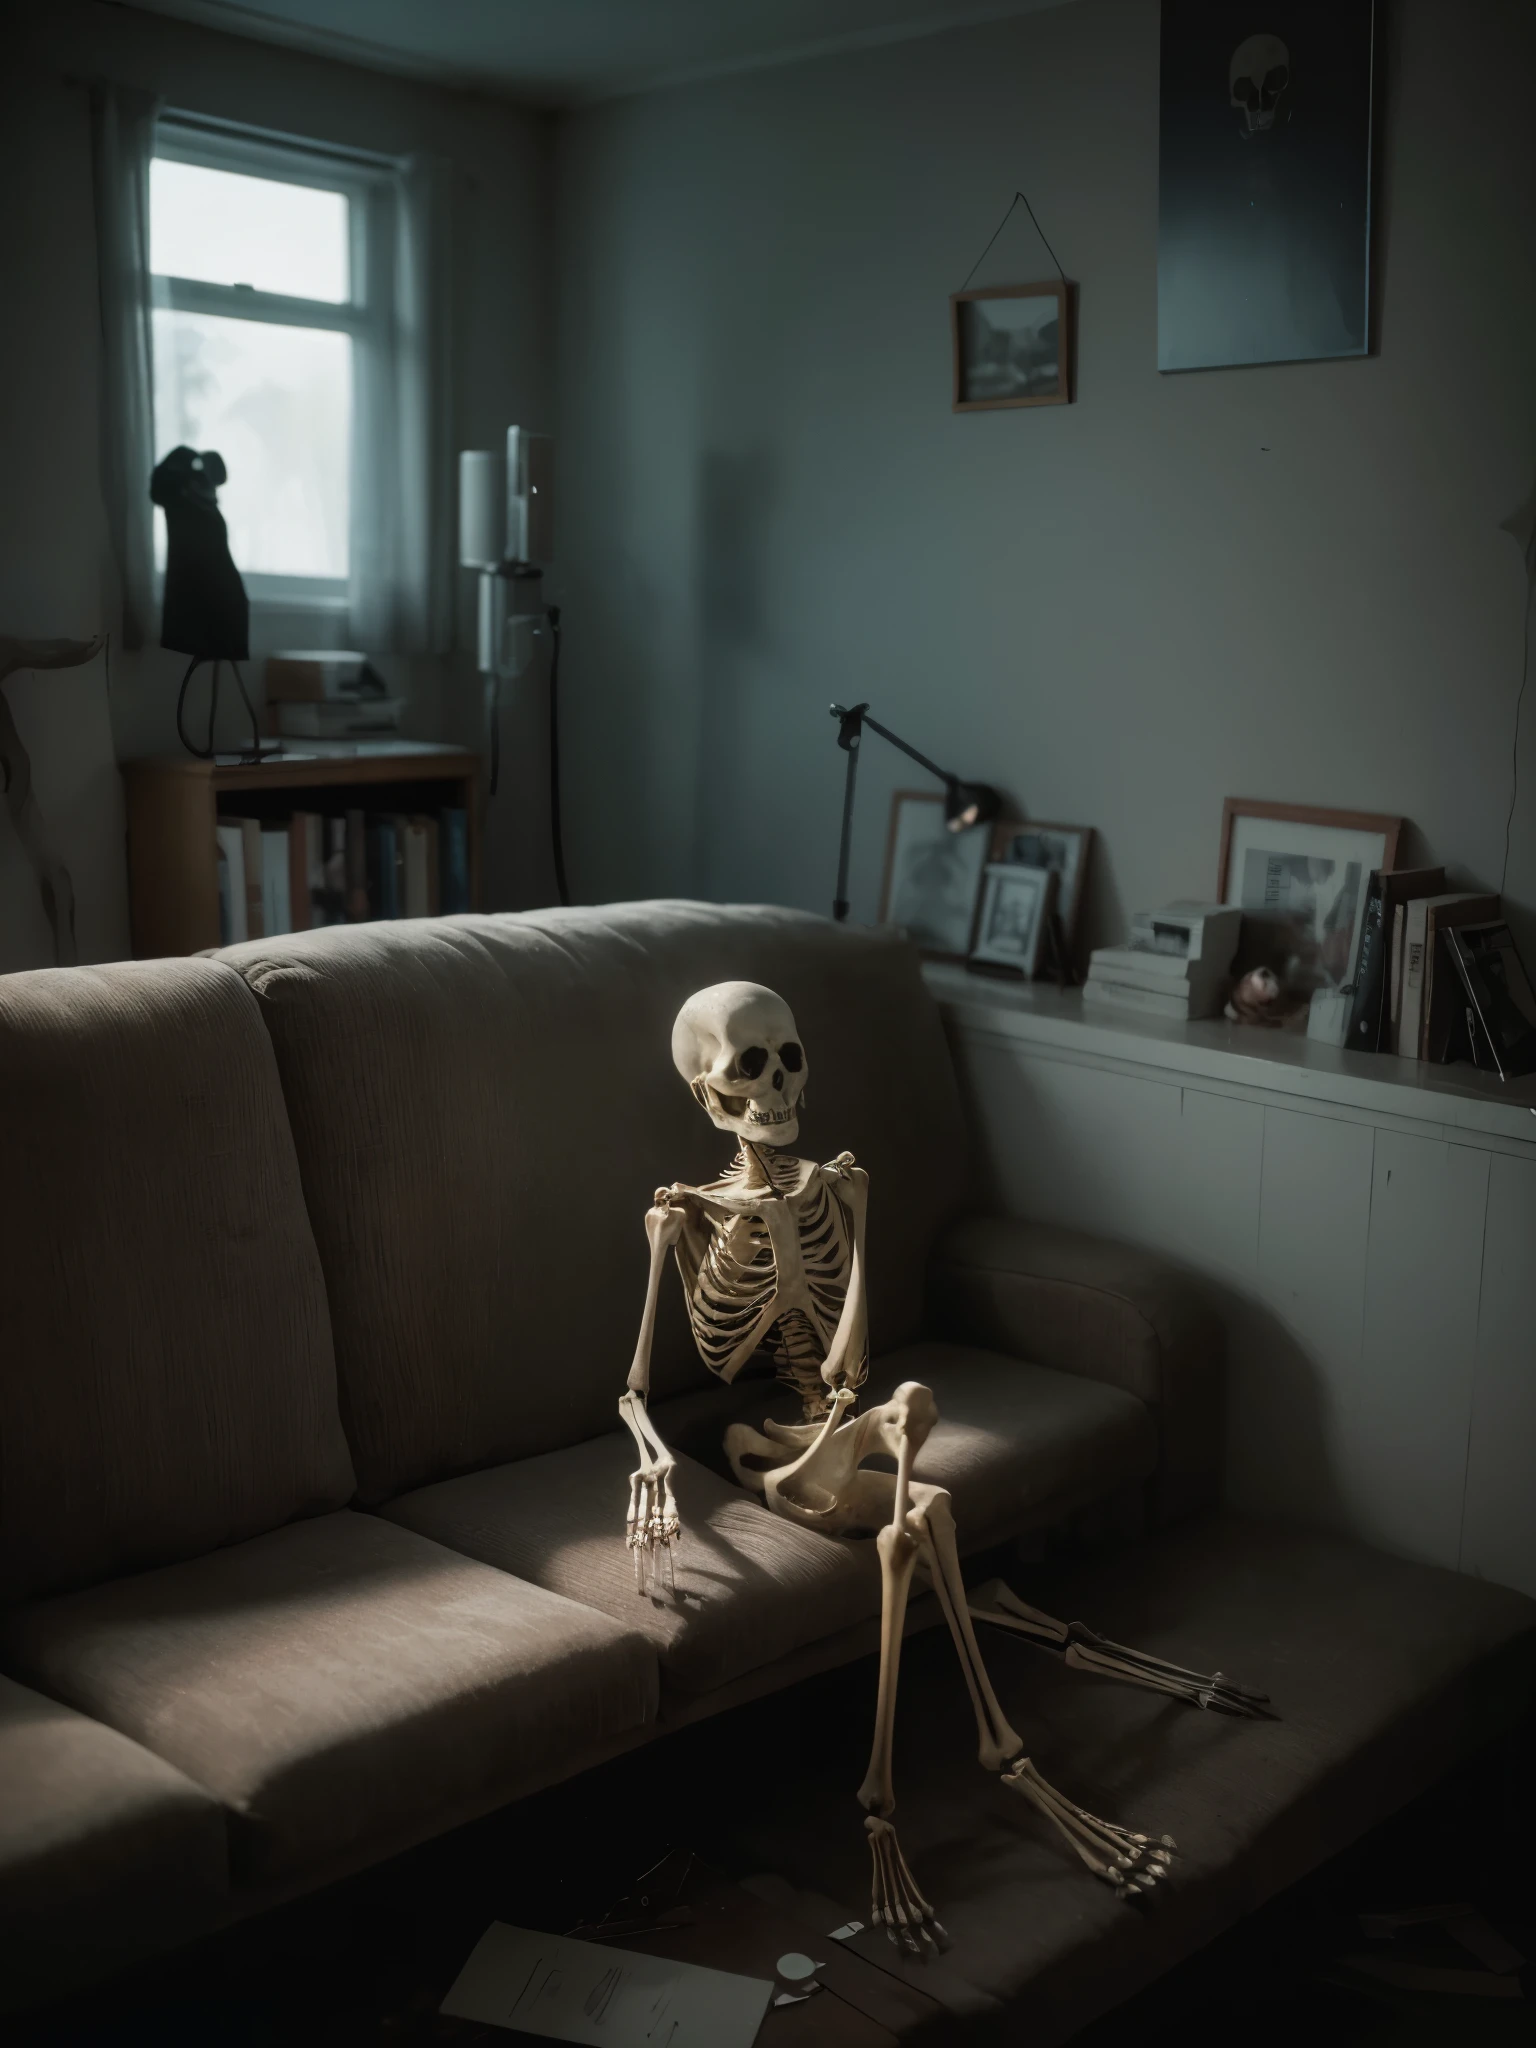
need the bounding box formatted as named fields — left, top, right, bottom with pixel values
left=694, top=448, right=780, bottom=897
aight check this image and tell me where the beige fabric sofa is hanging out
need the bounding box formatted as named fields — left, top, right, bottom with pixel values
left=0, top=901, right=1529, bottom=2019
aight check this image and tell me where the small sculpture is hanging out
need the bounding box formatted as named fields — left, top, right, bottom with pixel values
left=620, top=981, right=1270, bottom=1953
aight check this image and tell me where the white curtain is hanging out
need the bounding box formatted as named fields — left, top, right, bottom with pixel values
left=90, top=85, right=161, bottom=653
left=351, top=151, right=455, bottom=655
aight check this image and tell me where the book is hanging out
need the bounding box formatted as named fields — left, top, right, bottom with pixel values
left=345, top=809, right=369, bottom=921
left=264, top=651, right=369, bottom=702
left=261, top=827, right=292, bottom=937
left=402, top=816, right=435, bottom=918
left=1376, top=869, right=1446, bottom=1052
left=315, top=817, right=347, bottom=925
left=214, top=823, right=248, bottom=945
left=367, top=817, right=400, bottom=919
left=425, top=813, right=441, bottom=915
left=1388, top=901, right=1408, bottom=1051
left=440, top=807, right=470, bottom=914
left=1445, top=922, right=1536, bottom=1079
left=1422, top=894, right=1500, bottom=1061
left=1346, top=869, right=1448, bottom=1056
left=1085, top=957, right=1230, bottom=999
left=287, top=814, right=314, bottom=933
left=1088, top=945, right=1232, bottom=987
left=1127, top=902, right=1241, bottom=963
left=274, top=697, right=404, bottom=739
left=231, top=817, right=264, bottom=939
left=1083, top=977, right=1225, bottom=1021
left=1344, top=873, right=1389, bottom=1054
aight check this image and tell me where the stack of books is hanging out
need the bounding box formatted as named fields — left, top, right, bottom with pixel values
left=265, top=651, right=405, bottom=741
left=215, top=806, right=470, bottom=945
left=1342, top=868, right=1500, bottom=1059
left=1084, top=902, right=1242, bottom=1021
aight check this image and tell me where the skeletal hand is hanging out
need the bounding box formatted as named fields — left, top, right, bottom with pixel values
left=618, top=1390, right=681, bottom=1595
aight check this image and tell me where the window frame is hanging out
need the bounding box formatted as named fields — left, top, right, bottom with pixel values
left=150, top=113, right=397, bottom=615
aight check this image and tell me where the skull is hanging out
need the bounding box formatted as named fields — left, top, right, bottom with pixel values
left=1229, top=33, right=1290, bottom=133
left=671, top=982, right=807, bottom=1147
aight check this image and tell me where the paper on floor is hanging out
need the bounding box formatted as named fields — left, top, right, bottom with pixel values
left=439, top=1921, right=773, bottom=2046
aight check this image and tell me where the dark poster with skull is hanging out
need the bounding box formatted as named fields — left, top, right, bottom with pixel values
left=1158, top=1, right=1375, bottom=371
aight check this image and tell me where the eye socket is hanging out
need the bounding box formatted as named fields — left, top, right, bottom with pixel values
left=780, top=1042, right=804, bottom=1072
left=737, top=1045, right=769, bottom=1079
left=1263, top=64, right=1289, bottom=97
left=1233, top=75, right=1257, bottom=103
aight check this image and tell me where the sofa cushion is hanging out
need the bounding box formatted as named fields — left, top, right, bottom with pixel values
left=719, top=1515, right=1536, bottom=2046
left=223, top=903, right=968, bottom=1499
left=380, top=1433, right=883, bottom=1696
left=0, top=1673, right=226, bottom=2010
left=0, top=1512, right=658, bottom=1884
left=865, top=1341, right=1159, bottom=1550
left=656, top=1342, right=1159, bottom=1556
left=380, top=1342, right=1156, bottom=1696
left=0, top=959, right=354, bottom=1604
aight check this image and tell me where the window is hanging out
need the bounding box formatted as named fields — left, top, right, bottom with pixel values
left=149, top=117, right=392, bottom=611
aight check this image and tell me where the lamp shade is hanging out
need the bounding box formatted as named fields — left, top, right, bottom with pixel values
left=458, top=450, right=505, bottom=569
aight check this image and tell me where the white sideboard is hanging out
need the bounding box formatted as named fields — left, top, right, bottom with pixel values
left=926, top=966, right=1536, bottom=1599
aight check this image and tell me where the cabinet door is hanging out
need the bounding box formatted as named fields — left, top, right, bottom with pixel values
left=1227, top=1107, right=1375, bottom=1525
left=1460, top=1152, right=1536, bottom=1598
left=1350, top=1133, right=1489, bottom=1568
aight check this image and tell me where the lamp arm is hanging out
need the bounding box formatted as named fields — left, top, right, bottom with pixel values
left=858, top=713, right=956, bottom=789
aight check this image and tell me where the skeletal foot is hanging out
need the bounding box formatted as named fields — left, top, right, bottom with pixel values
left=865, top=1816, right=949, bottom=1957
left=1002, top=1757, right=1174, bottom=1900
left=969, top=1582, right=1272, bottom=1718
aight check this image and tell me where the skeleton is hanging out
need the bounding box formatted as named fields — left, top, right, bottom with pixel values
left=1230, top=33, right=1291, bottom=134
left=620, top=982, right=1270, bottom=1953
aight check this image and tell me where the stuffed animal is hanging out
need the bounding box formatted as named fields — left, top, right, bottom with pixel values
left=1225, top=965, right=1306, bottom=1028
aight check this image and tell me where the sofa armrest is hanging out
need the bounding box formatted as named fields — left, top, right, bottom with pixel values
left=927, top=1213, right=1225, bottom=1528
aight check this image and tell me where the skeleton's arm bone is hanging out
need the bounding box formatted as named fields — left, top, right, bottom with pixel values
left=817, top=1156, right=869, bottom=1388
left=626, top=1193, right=688, bottom=1399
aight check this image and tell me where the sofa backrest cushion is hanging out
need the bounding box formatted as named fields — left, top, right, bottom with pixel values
left=225, top=903, right=969, bottom=1500
left=0, top=960, right=356, bottom=1604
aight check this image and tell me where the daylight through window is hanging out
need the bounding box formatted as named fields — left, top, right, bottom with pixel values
left=149, top=131, right=375, bottom=602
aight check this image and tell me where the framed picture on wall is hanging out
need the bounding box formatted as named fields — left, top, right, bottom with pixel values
left=880, top=790, right=991, bottom=960
left=969, top=863, right=1058, bottom=976
left=951, top=281, right=1071, bottom=411
left=1158, top=1, right=1376, bottom=372
left=1217, top=798, right=1402, bottom=994
left=990, top=819, right=1094, bottom=957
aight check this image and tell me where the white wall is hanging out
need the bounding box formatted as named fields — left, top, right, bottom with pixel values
left=553, top=0, right=1536, bottom=966
left=0, top=0, right=555, bottom=969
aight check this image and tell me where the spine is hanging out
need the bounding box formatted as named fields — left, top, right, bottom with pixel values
left=1344, top=872, right=1387, bottom=1053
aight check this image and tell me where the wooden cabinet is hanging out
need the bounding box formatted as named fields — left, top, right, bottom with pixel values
left=122, top=743, right=481, bottom=957
left=927, top=966, right=1536, bottom=1597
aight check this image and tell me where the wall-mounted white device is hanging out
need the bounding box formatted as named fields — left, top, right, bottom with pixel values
left=458, top=429, right=568, bottom=901
left=459, top=427, right=554, bottom=683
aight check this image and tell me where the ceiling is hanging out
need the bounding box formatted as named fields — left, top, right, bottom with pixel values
left=124, top=0, right=1069, bottom=107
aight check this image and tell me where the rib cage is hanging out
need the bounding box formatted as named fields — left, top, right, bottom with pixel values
left=675, top=1146, right=866, bottom=1415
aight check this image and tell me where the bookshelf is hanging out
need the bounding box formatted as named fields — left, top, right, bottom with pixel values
left=123, top=742, right=481, bottom=958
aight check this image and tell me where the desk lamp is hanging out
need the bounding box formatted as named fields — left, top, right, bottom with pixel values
left=829, top=701, right=1000, bottom=921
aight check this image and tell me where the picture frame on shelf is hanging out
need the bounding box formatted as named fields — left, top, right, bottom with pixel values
left=969, top=861, right=1058, bottom=976
left=880, top=789, right=991, bottom=961
left=951, top=281, right=1071, bottom=411
left=1217, top=798, right=1402, bottom=998
left=1446, top=922, right=1536, bottom=1080
left=990, top=819, right=1094, bottom=958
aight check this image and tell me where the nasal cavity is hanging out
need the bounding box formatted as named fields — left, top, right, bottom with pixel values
left=772, top=1069, right=784, bottom=1091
